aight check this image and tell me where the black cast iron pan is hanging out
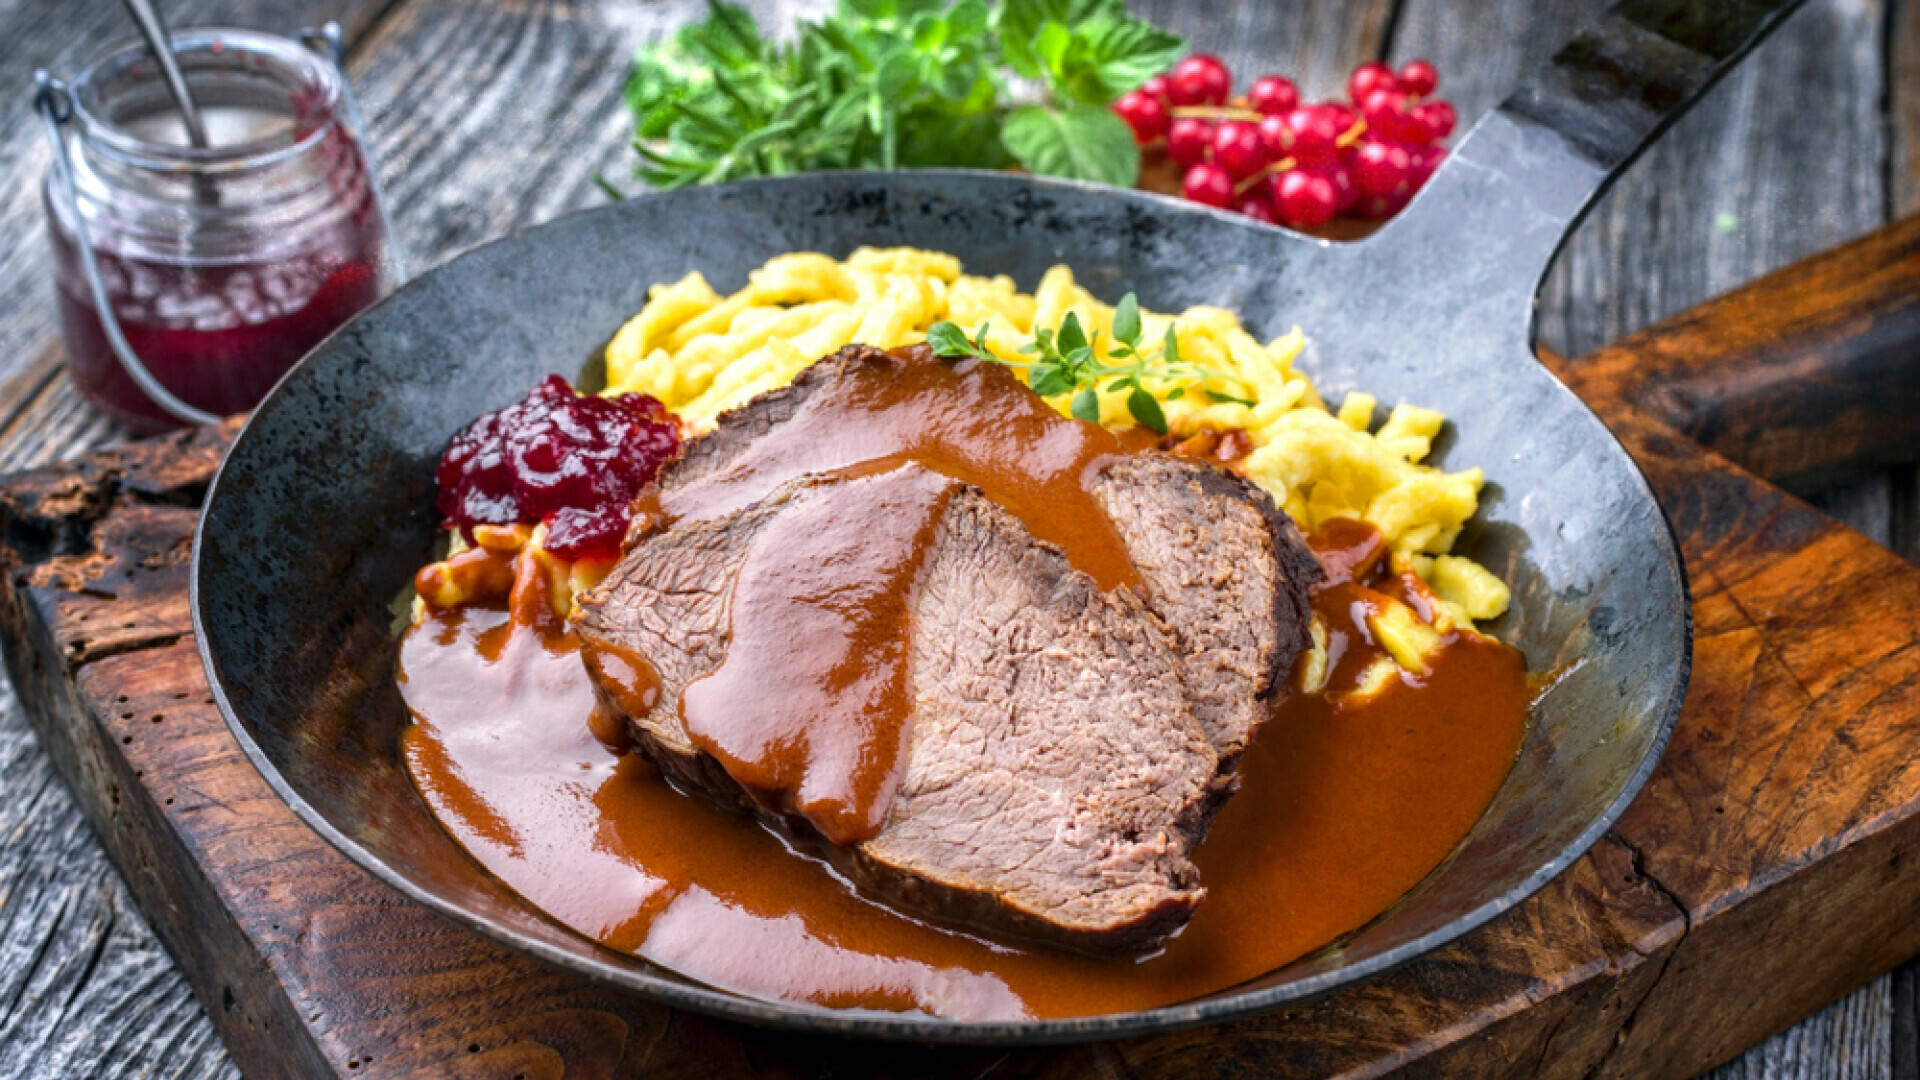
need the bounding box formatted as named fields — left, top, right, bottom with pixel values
left=193, top=0, right=1802, bottom=1045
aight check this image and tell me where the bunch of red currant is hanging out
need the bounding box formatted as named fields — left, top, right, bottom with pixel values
left=1112, top=54, right=1458, bottom=230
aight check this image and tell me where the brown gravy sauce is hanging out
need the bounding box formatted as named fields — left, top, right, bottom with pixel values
left=634, top=349, right=1139, bottom=593
left=402, top=515, right=1529, bottom=1020
left=595, top=350, right=1142, bottom=844
left=681, top=463, right=959, bottom=845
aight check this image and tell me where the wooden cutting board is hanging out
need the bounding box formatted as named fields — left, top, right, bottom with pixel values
left=1, top=217, right=1917, bottom=1080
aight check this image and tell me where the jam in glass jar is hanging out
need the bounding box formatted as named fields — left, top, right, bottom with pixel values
left=41, top=28, right=393, bottom=434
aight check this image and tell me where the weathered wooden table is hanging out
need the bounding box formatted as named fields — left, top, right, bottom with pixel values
left=0, top=0, right=1913, bottom=1076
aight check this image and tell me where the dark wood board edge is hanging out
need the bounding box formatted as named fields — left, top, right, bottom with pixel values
left=1895, top=0, right=1920, bottom=222
left=1582, top=407, right=1920, bottom=1078
left=2, top=346, right=1919, bottom=1077
left=0, top=424, right=1664, bottom=1076
left=1551, top=214, right=1920, bottom=495
left=3, top=0, right=1904, bottom=1068
left=3, top=208, right=1920, bottom=1076
left=0, top=430, right=331, bottom=1080
left=3, top=633, right=335, bottom=1080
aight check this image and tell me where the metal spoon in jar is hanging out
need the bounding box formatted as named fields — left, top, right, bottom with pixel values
left=119, top=0, right=210, bottom=148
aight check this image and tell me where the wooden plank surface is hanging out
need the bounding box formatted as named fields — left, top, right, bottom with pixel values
left=0, top=7, right=390, bottom=1077
left=0, top=0, right=1914, bottom=1076
left=5, top=222, right=1920, bottom=1078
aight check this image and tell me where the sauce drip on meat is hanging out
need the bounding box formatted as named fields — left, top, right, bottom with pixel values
left=681, top=464, right=959, bottom=844
left=593, top=349, right=1142, bottom=844
left=633, top=348, right=1141, bottom=593
left=402, top=517, right=1529, bottom=1020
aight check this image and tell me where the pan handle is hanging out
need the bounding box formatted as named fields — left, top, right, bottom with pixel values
left=1363, top=0, right=1807, bottom=347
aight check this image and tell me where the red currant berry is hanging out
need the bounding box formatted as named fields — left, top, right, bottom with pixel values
left=1284, top=106, right=1339, bottom=166
left=1348, top=60, right=1398, bottom=103
left=1305, top=160, right=1358, bottom=211
left=1169, top=54, right=1232, bottom=107
left=1257, top=114, right=1294, bottom=160
left=1353, top=139, right=1413, bottom=198
left=1274, top=169, right=1338, bottom=229
left=1355, top=189, right=1412, bottom=220
left=1182, top=162, right=1236, bottom=208
left=1323, top=101, right=1359, bottom=138
left=1237, top=191, right=1277, bottom=224
left=1167, top=117, right=1215, bottom=167
left=1409, top=144, right=1447, bottom=188
left=1113, top=90, right=1170, bottom=145
left=1139, top=74, right=1172, bottom=106
left=1397, top=59, right=1439, bottom=97
left=1413, top=99, right=1457, bottom=141
left=1362, top=89, right=1421, bottom=143
left=1211, top=120, right=1269, bottom=179
left=1247, top=74, right=1300, bottom=116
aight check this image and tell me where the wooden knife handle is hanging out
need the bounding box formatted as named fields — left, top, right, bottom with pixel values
left=1545, top=214, right=1920, bottom=492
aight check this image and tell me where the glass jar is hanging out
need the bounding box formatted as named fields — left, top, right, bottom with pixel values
left=40, top=28, right=393, bottom=434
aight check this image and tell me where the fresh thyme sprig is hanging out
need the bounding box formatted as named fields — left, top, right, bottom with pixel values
left=927, top=292, right=1256, bottom=435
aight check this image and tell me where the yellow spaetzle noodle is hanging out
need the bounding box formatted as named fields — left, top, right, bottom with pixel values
left=603, top=247, right=1510, bottom=624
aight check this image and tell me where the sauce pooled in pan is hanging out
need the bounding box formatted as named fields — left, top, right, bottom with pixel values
left=401, top=509, right=1528, bottom=1019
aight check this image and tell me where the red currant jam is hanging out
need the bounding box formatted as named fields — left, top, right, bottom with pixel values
left=436, top=376, right=681, bottom=561
left=50, top=213, right=384, bottom=434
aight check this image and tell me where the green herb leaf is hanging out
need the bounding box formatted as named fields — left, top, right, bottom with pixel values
left=1055, top=310, right=1088, bottom=356
left=926, top=321, right=976, bottom=357
left=1071, top=387, right=1102, bottom=424
left=627, top=0, right=1179, bottom=188
left=911, top=13, right=948, bottom=50
left=958, top=299, right=1257, bottom=439
left=1127, top=386, right=1168, bottom=434
left=1112, top=292, right=1141, bottom=347
left=1030, top=368, right=1073, bottom=397
left=995, top=0, right=1114, bottom=78
left=1040, top=14, right=1183, bottom=105
left=947, top=0, right=989, bottom=39
left=1001, top=103, right=1139, bottom=186
left=1072, top=16, right=1183, bottom=101
left=1203, top=387, right=1257, bottom=407
left=876, top=49, right=921, bottom=99
left=996, top=0, right=1121, bottom=59
left=1033, top=21, right=1073, bottom=74
left=926, top=319, right=1001, bottom=362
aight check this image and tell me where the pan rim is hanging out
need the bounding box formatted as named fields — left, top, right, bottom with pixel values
left=191, top=168, right=1693, bottom=1046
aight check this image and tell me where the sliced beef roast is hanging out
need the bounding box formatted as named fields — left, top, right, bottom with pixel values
left=572, top=344, right=1319, bottom=952
left=657, top=346, right=1320, bottom=763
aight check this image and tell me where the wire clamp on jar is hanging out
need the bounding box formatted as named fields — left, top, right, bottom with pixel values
left=32, top=22, right=401, bottom=428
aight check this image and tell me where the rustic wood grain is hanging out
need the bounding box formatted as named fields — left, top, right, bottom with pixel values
left=1399, top=0, right=1892, bottom=362
left=6, top=207, right=1920, bottom=1080
left=0, top=5, right=391, bottom=1076
left=1550, top=214, right=1920, bottom=494
left=1391, top=4, right=1909, bottom=1069
left=0, top=0, right=1913, bottom=1076
left=1709, top=982, right=1893, bottom=1080
left=1894, top=0, right=1919, bottom=221
left=1878, top=0, right=1920, bottom=1054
